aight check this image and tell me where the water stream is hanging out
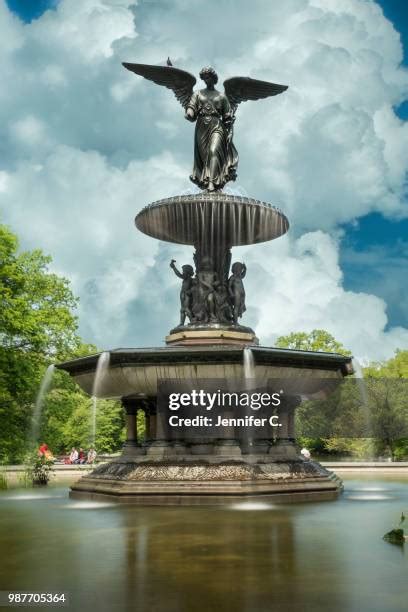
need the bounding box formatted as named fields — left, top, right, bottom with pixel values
left=352, top=357, right=372, bottom=438
left=91, top=351, right=110, bottom=446
left=242, top=347, right=256, bottom=453
left=31, top=364, right=55, bottom=445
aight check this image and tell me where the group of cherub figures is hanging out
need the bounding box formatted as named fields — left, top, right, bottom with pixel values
left=170, top=256, right=246, bottom=327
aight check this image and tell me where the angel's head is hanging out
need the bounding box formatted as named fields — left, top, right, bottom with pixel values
left=199, top=66, right=218, bottom=86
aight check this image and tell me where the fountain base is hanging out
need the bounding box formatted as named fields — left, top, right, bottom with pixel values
left=70, top=457, right=342, bottom=504
left=57, top=345, right=353, bottom=505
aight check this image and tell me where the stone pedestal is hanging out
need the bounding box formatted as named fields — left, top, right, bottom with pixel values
left=166, top=326, right=258, bottom=346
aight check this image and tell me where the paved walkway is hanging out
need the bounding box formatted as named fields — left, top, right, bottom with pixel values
left=4, top=461, right=408, bottom=479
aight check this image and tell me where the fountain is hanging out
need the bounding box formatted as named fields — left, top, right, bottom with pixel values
left=56, top=60, right=353, bottom=503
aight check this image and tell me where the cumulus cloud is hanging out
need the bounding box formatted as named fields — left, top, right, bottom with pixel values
left=0, top=0, right=407, bottom=360
left=237, top=232, right=408, bottom=361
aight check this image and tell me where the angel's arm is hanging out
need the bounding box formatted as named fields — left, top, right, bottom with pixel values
left=221, top=95, right=235, bottom=126
left=185, top=92, right=199, bottom=122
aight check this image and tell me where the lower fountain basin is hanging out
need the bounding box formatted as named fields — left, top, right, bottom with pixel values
left=56, top=345, right=353, bottom=398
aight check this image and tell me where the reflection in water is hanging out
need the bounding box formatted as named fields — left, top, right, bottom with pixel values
left=63, top=501, right=116, bottom=510
left=2, top=492, right=65, bottom=501
left=118, top=503, right=345, bottom=612
left=347, top=494, right=392, bottom=501
left=0, top=477, right=407, bottom=611
left=228, top=501, right=275, bottom=511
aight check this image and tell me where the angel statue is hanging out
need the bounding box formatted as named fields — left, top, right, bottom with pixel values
left=122, top=61, right=288, bottom=192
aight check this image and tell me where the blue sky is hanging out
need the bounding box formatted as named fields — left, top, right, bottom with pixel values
left=1, top=0, right=407, bottom=361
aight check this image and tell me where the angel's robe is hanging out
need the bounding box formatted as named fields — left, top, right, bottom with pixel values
left=186, top=89, right=238, bottom=190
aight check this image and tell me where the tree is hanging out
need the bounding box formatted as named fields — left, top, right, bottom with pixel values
left=0, top=224, right=81, bottom=461
left=364, top=349, right=408, bottom=378
left=41, top=388, right=125, bottom=455
left=0, top=224, right=79, bottom=357
left=275, top=329, right=351, bottom=355
left=277, top=329, right=353, bottom=457
left=363, top=350, right=408, bottom=460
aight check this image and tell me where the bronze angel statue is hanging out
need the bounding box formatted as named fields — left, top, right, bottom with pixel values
left=122, top=62, right=288, bottom=192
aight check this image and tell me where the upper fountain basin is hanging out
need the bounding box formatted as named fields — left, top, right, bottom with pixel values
left=56, top=346, right=353, bottom=399
left=135, top=193, right=289, bottom=246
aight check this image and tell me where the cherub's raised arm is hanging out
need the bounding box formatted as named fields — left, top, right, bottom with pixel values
left=170, top=259, right=184, bottom=279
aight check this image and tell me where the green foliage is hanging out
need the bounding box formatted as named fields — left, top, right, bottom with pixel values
left=296, top=372, right=408, bottom=460
left=0, top=223, right=126, bottom=462
left=0, top=225, right=79, bottom=356
left=364, top=350, right=408, bottom=378
left=0, top=469, right=8, bottom=490
left=94, top=400, right=126, bottom=453
left=24, top=453, right=54, bottom=486
left=41, top=386, right=125, bottom=455
left=276, top=329, right=351, bottom=355
left=0, top=224, right=83, bottom=462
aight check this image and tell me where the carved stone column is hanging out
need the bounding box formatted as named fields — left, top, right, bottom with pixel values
left=121, top=397, right=144, bottom=456
left=269, top=395, right=300, bottom=460
left=145, top=398, right=179, bottom=458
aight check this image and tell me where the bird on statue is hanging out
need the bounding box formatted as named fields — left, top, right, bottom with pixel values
left=167, top=57, right=173, bottom=67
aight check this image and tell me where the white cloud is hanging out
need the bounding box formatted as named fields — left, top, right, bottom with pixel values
left=29, top=0, right=138, bottom=63
left=0, top=0, right=407, bottom=360
left=237, top=232, right=408, bottom=361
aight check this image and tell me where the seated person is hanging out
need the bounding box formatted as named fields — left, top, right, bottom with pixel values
left=68, top=447, right=78, bottom=464
left=87, top=448, right=97, bottom=464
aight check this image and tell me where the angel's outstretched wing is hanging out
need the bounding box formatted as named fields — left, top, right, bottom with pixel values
left=122, top=62, right=196, bottom=109
left=223, top=77, right=288, bottom=113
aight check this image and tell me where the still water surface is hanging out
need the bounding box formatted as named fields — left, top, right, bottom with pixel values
left=0, top=476, right=407, bottom=612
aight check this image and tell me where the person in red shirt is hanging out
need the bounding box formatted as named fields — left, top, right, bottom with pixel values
left=38, top=443, right=48, bottom=457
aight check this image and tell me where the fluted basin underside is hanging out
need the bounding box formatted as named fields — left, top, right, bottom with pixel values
left=135, top=193, right=289, bottom=246
left=56, top=346, right=352, bottom=399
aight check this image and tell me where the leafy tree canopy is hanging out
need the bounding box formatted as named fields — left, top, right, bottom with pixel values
left=275, top=329, right=351, bottom=355
left=0, top=224, right=79, bottom=358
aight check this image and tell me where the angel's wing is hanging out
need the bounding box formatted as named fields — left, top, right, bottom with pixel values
left=122, top=62, right=196, bottom=109
left=223, top=76, right=288, bottom=113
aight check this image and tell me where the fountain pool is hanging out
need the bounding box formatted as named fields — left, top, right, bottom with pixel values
left=0, top=475, right=407, bottom=612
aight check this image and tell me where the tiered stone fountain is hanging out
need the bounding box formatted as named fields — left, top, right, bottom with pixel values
left=56, top=60, right=353, bottom=503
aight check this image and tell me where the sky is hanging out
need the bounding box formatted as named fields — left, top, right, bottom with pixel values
left=0, top=0, right=407, bottom=363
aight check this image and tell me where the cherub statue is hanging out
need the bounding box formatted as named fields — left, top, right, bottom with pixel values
left=228, top=262, right=247, bottom=324
left=170, top=259, right=194, bottom=326
left=196, top=256, right=219, bottom=323
left=214, top=283, right=234, bottom=324
left=122, top=62, right=288, bottom=191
